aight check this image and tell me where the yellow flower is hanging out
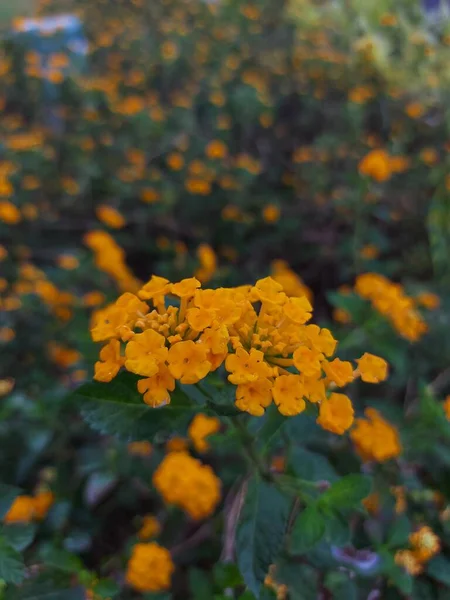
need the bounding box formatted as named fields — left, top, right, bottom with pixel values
left=138, top=515, right=161, bottom=540
left=226, top=347, right=273, bottom=385
left=125, top=330, right=168, bottom=377
left=410, top=526, right=441, bottom=563
left=167, top=341, right=211, bottom=384
left=293, top=346, right=323, bottom=378
left=416, top=292, right=440, bottom=310
left=171, top=278, right=201, bottom=298
left=206, top=140, right=228, bottom=160
left=395, top=550, right=423, bottom=576
left=138, top=275, right=170, bottom=302
left=252, top=277, right=286, bottom=305
left=283, top=297, right=312, bottom=325
left=94, top=339, right=124, bottom=382
left=262, top=204, right=280, bottom=223
left=137, top=365, right=175, bottom=407
left=96, top=205, right=126, bottom=229
left=128, top=441, right=153, bottom=456
left=356, top=353, right=388, bottom=383
left=153, top=451, right=221, bottom=520
left=272, top=375, right=306, bottom=416
left=323, top=358, right=354, bottom=387
left=4, top=497, right=34, bottom=523
left=0, top=201, right=21, bottom=224
left=317, top=393, right=354, bottom=435
left=33, top=490, right=54, bottom=520
left=188, top=413, right=221, bottom=452
left=350, top=408, right=401, bottom=462
left=236, top=378, right=273, bottom=416
left=126, top=543, right=174, bottom=592
left=358, top=149, right=392, bottom=182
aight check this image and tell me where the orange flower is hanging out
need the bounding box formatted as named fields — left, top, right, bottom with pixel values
left=137, top=365, right=175, bottom=407
left=323, top=358, right=354, bottom=387
left=0, top=201, right=21, bottom=224
left=188, top=413, right=221, bottom=452
left=125, top=330, right=168, bottom=377
left=138, top=515, right=161, bottom=540
left=262, top=204, right=280, bottom=223
left=409, top=526, right=441, bottom=562
left=96, top=205, right=126, bottom=229
left=167, top=341, right=211, bottom=384
left=350, top=408, right=401, bottom=462
left=33, top=490, right=54, bottom=520
left=206, top=140, right=228, bottom=160
left=94, top=339, right=125, bottom=382
left=226, top=347, right=273, bottom=385
left=317, top=393, right=354, bottom=435
left=235, top=378, right=273, bottom=416
left=356, top=353, right=388, bottom=383
left=358, top=149, right=392, bottom=182
left=4, top=496, right=35, bottom=523
left=272, top=374, right=306, bottom=416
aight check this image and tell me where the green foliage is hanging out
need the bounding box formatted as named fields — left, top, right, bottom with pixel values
left=75, top=372, right=200, bottom=441
left=236, top=477, right=291, bottom=597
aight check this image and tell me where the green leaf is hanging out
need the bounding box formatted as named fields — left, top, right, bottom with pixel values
left=39, top=546, right=84, bottom=574
left=288, top=448, right=338, bottom=483
left=0, top=484, right=21, bottom=519
left=236, top=477, right=291, bottom=597
left=256, top=406, right=287, bottom=453
left=92, top=579, right=120, bottom=598
left=381, top=549, right=413, bottom=596
left=427, top=555, right=450, bottom=585
left=276, top=560, right=319, bottom=600
left=189, top=568, right=213, bottom=599
left=387, top=515, right=411, bottom=548
left=324, top=512, right=351, bottom=546
left=0, top=524, right=37, bottom=551
left=75, top=373, right=199, bottom=441
left=213, top=563, right=242, bottom=590
left=325, top=572, right=357, bottom=600
left=290, top=506, right=326, bottom=553
left=4, top=582, right=85, bottom=600
left=0, top=539, right=25, bottom=585
left=319, top=475, right=371, bottom=511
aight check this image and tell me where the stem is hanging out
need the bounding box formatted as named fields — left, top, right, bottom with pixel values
left=230, top=416, right=272, bottom=481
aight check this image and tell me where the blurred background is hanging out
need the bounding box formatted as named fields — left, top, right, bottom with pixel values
left=3, top=0, right=450, bottom=598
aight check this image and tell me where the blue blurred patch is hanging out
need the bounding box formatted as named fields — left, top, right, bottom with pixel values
left=11, top=14, right=89, bottom=129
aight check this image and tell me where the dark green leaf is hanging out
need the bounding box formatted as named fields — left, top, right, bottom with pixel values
left=0, top=539, right=25, bottom=585
left=387, top=515, right=411, bottom=548
left=288, top=448, right=338, bottom=483
left=0, top=524, right=36, bottom=551
left=325, top=572, right=357, bottom=600
left=39, top=546, right=84, bottom=574
left=324, top=512, right=351, bottom=546
left=75, top=373, right=198, bottom=441
left=92, top=579, right=120, bottom=598
left=236, top=477, right=291, bottom=597
left=427, top=555, right=450, bottom=585
left=0, top=484, right=21, bottom=519
left=319, top=475, right=371, bottom=510
left=276, top=560, right=319, bottom=600
left=189, top=568, right=213, bottom=599
left=290, top=506, right=326, bottom=553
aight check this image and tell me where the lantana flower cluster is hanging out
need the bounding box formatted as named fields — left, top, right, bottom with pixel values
left=355, top=273, right=430, bottom=342
left=91, top=276, right=388, bottom=433
left=350, top=407, right=402, bottom=462
left=125, top=542, right=174, bottom=593
left=395, top=526, right=441, bottom=575
left=153, top=451, right=221, bottom=520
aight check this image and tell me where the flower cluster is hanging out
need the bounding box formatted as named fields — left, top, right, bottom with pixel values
left=188, top=413, right=221, bottom=453
left=358, top=148, right=409, bottom=182
left=125, top=542, right=174, bottom=593
left=355, top=273, right=430, bottom=342
left=350, top=408, right=402, bottom=462
left=91, top=276, right=388, bottom=433
left=84, top=231, right=141, bottom=293
left=152, top=451, right=221, bottom=520
left=4, top=490, right=54, bottom=524
left=395, top=526, right=441, bottom=575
